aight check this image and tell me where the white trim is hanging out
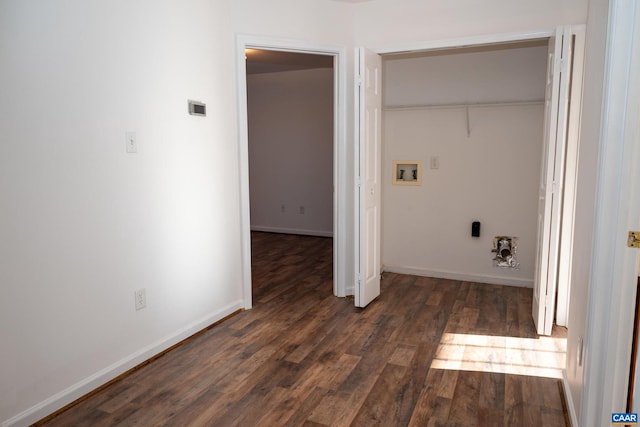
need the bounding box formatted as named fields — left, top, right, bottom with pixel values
left=235, top=34, right=348, bottom=306
left=373, top=29, right=555, bottom=55
left=1, top=301, right=244, bottom=427
left=334, top=44, right=349, bottom=298
left=563, top=370, right=579, bottom=427
left=236, top=36, right=253, bottom=310
left=581, top=0, right=640, bottom=425
left=556, top=25, right=586, bottom=327
left=345, top=284, right=355, bottom=297
left=250, top=226, right=333, bottom=238
left=353, top=48, right=361, bottom=301
left=383, top=265, right=534, bottom=288
left=383, top=100, right=544, bottom=111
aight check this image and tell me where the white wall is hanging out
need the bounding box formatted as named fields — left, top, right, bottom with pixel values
left=232, top=0, right=355, bottom=44
left=564, top=0, right=609, bottom=420
left=382, top=46, right=545, bottom=286
left=0, top=1, right=245, bottom=424
left=0, top=0, right=354, bottom=425
left=354, top=0, right=587, bottom=48
left=247, top=68, right=334, bottom=237
left=384, top=44, right=548, bottom=106
left=383, top=106, right=543, bottom=286
left=382, top=105, right=543, bottom=286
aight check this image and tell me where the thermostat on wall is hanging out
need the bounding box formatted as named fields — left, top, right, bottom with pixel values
left=188, top=100, right=206, bottom=117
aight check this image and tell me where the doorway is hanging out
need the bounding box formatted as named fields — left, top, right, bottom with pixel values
left=356, top=27, right=585, bottom=335
left=236, top=36, right=348, bottom=309
left=380, top=39, right=549, bottom=289
left=245, top=49, right=335, bottom=301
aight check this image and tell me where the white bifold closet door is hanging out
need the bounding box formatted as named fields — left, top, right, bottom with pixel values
left=356, top=47, right=382, bottom=308
left=532, top=27, right=572, bottom=336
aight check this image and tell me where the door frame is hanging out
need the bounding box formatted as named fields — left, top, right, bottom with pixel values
left=371, top=30, right=555, bottom=55
left=236, top=35, right=348, bottom=308
left=556, top=26, right=586, bottom=327
left=361, top=27, right=583, bottom=321
left=580, top=0, right=640, bottom=423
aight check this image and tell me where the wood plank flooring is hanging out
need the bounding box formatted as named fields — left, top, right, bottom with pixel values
left=40, top=232, right=568, bottom=426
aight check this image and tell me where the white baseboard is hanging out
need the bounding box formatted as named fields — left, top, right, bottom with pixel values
left=2, top=301, right=244, bottom=427
left=562, top=370, right=579, bottom=427
left=382, top=265, right=533, bottom=288
left=250, top=225, right=333, bottom=238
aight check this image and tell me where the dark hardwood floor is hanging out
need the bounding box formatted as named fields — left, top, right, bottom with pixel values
left=40, top=232, right=568, bottom=426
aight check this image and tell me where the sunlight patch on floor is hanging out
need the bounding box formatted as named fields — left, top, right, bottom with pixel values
left=430, top=333, right=567, bottom=379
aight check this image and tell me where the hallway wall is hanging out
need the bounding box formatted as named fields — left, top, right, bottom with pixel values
left=247, top=68, right=334, bottom=236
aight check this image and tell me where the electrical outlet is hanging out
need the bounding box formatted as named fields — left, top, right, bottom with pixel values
left=135, top=288, right=146, bottom=310
left=299, top=206, right=305, bottom=214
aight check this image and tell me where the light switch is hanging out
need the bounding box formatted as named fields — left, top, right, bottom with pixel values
left=126, top=131, right=137, bottom=153
left=430, top=156, right=439, bottom=169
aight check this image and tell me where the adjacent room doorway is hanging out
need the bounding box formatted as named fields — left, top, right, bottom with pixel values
left=236, top=36, right=348, bottom=309
left=245, top=49, right=335, bottom=302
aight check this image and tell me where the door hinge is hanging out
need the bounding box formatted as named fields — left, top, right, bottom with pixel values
left=577, top=336, right=584, bottom=367
left=628, top=231, right=640, bottom=248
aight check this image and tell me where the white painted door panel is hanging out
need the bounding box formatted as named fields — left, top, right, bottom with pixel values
left=533, top=28, right=571, bottom=336
left=356, top=47, right=382, bottom=308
